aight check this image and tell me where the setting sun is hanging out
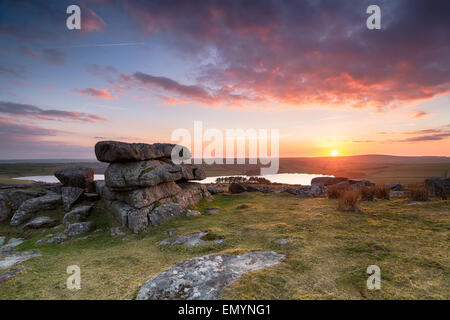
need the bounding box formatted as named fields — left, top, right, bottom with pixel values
left=331, top=150, right=339, bottom=157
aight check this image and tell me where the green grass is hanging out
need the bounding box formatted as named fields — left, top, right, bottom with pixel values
left=1, top=192, right=449, bottom=300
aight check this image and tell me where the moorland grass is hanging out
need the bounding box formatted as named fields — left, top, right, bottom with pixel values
left=0, top=192, right=449, bottom=300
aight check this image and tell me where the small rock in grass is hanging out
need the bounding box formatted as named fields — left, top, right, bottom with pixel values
left=110, top=227, right=126, bottom=236
left=35, top=233, right=67, bottom=245
left=64, top=221, right=96, bottom=237
left=23, top=216, right=57, bottom=229
left=186, top=209, right=201, bottom=217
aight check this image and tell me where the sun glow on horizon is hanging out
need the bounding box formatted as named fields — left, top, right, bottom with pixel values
left=331, top=150, right=339, bottom=157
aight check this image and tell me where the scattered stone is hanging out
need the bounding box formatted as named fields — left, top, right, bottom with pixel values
left=35, top=233, right=67, bottom=245
left=186, top=210, right=201, bottom=217
left=149, top=202, right=184, bottom=226
left=95, top=140, right=191, bottom=163
left=64, top=221, right=96, bottom=237
left=62, top=186, right=84, bottom=211
left=62, top=205, right=93, bottom=225
left=54, top=166, right=94, bottom=191
left=160, top=232, right=225, bottom=247
left=309, top=184, right=326, bottom=197
left=0, top=251, right=42, bottom=269
left=205, top=208, right=221, bottom=214
left=110, top=227, right=126, bottom=236
left=84, top=193, right=100, bottom=202
left=23, top=216, right=57, bottom=229
left=0, top=236, right=5, bottom=246
left=0, top=268, right=24, bottom=283
left=136, top=251, right=284, bottom=300
left=206, top=185, right=224, bottom=195
left=276, top=238, right=291, bottom=245
left=10, top=192, right=61, bottom=226
left=229, top=183, right=246, bottom=194
left=166, top=230, right=176, bottom=236
left=0, top=189, right=46, bottom=222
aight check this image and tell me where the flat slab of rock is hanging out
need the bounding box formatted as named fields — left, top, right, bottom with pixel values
left=95, top=140, right=190, bottom=163
left=64, top=221, right=96, bottom=237
left=137, top=251, right=284, bottom=300
left=0, top=268, right=24, bottom=283
left=10, top=192, right=61, bottom=226
left=160, top=232, right=224, bottom=247
left=62, top=187, right=84, bottom=211
left=149, top=202, right=184, bottom=226
left=1, top=238, right=24, bottom=251
left=0, top=189, right=46, bottom=222
left=104, top=159, right=205, bottom=191
left=186, top=210, right=201, bottom=217
left=23, top=216, right=57, bottom=229
left=102, top=182, right=181, bottom=209
left=0, top=251, right=42, bottom=269
left=63, top=205, right=93, bottom=225
left=35, top=233, right=67, bottom=245
left=54, top=166, right=94, bottom=191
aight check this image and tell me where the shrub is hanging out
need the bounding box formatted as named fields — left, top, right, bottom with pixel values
left=360, top=186, right=375, bottom=201
left=375, top=185, right=390, bottom=200
left=407, top=184, right=429, bottom=201
left=327, top=185, right=346, bottom=199
left=338, top=190, right=362, bottom=212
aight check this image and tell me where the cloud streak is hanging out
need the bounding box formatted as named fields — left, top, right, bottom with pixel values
left=0, top=101, right=106, bottom=122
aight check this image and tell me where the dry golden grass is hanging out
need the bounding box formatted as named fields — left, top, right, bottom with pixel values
left=337, top=190, right=362, bottom=212
left=407, top=184, right=429, bottom=202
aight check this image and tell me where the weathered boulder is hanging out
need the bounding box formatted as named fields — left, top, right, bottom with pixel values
left=311, top=177, right=348, bottom=186
left=206, top=185, right=224, bottom=195
left=169, top=183, right=211, bottom=209
left=10, top=192, right=61, bottom=226
left=0, top=238, right=24, bottom=251
left=64, top=221, right=96, bottom=237
left=54, top=166, right=94, bottom=191
left=136, top=252, right=284, bottom=300
left=104, top=160, right=205, bottom=191
left=348, top=180, right=375, bottom=189
left=62, top=205, right=93, bottom=225
left=23, top=216, right=57, bottom=229
left=62, top=186, right=84, bottom=211
left=425, top=178, right=450, bottom=196
left=102, top=182, right=181, bottom=209
left=310, top=184, right=326, bottom=197
left=0, top=190, right=46, bottom=222
left=149, top=202, right=184, bottom=226
left=229, top=183, right=246, bottom=194
left=103, top=199, right=153, bottom=233
left=95, top=140, right=191, bottom=163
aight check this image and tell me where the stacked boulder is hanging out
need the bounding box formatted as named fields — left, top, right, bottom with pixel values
left=54, top=166, right=95, bottom=211
left=95, top=141, right=210, bottom=233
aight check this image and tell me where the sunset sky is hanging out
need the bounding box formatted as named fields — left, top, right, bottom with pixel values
left=0, top=0, right=449, bottom=159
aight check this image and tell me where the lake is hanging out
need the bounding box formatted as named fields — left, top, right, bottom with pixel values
left=13, top=173, right=330, bottom=186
